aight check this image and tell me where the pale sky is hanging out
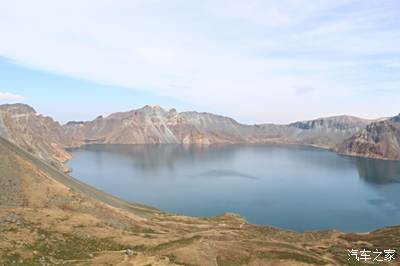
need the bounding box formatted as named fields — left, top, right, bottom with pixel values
left=0, top=0, right=399, bottom=124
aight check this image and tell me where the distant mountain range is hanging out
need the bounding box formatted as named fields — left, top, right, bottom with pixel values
left=62, top=105, right=376, bottom=149
left=1, top=103, right=399, bottom=172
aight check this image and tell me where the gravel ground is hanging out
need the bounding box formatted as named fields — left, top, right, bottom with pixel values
left=0, top=146, right=23, bottom=207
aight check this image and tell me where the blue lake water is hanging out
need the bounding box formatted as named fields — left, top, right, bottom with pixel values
left=67, top=144, right=400, bottom=232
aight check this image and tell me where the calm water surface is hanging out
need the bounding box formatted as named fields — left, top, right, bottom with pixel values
left=68, top=144, right=400, bottom=232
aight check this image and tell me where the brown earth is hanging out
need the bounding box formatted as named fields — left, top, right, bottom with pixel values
left=1, top=136, right=399, bottom=265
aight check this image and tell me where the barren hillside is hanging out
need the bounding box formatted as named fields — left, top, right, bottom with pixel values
left=1, top=136, right=399, bottom=265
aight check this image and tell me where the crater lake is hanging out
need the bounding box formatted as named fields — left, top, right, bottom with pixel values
left=67, top=144, right=400, bottom=232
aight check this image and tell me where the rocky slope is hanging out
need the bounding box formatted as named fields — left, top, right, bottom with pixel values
left=2, top=103, right=398, bottom=167
left=0, top=104, right=71, bottom=171
left=337, top=114, right=400, bottom=160
left=256, top=115, right=373, bottom=149
left=63, top=105, right=373, bottom=149
left=63, top=105, right=259, bottom=145
left=1, top=135, right=399, bottom=265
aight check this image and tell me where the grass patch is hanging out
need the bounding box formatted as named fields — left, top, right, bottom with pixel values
left=216, top=255, right=251, bottom=266
left=165, top=254, right=198, bottom=266
left=255, top=250, right=326, bottom=265
left=0, top=252, right=25, bottom=266
left=73, top=224, right=86, bottom=228
left=1, top=250, right=54, bottom=266
left=245, top=240, right=308, bottom=253
left=28, top=231, right=126, bottom=260
left=150, top=235, right=201, bottom=251
left=126, top=226, right=161, bottom=235
left=132, top=244, right=147, bottom=252
left=0, top=227, right=17, bottom=233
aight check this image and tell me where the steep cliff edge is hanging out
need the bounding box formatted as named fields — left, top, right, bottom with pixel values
left=63, top=105, right=257, bottom=145
left=2, top=103, right=398, bottom=167
left=0, top=104, right=72, bottom=171
left=63, top=105, right=373, bottom=148
left=336, top=114, right=400, bottom=160
left=286, top=115, right=372, bottom=148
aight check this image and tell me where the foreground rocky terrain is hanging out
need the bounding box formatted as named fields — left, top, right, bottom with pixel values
left=1, top=135, right=399, bottom=265
left=1, top=103, right=399, bottom=173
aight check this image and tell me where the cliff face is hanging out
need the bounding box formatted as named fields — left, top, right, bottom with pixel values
left=0, top=104, right=372, bottom=154
left=2, top=103, right=399, bottom=164
left=0, top=104, right=71, bottom=171
left=285, top=115, right=373, bottom=148
left=63, top=106, right=372, bottom=148
left=63, top=105, right=258, bottom=145
left=336, top=114, right=400, bottom=160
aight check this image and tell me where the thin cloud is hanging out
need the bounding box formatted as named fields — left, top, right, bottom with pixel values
left=0, top=92, right=24, bottom=101
left=0, top=1, right=399, bottom=123
left=294, top=85, right=316, bottom=95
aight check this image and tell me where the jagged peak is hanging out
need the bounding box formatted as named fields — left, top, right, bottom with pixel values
left=180, top=111, right=240, bottom=124
left=140, top=104, right=167, bottom=112
left=288, top=115, right=372, bottom=130
left=390, top=113, right=400, bottom=123
left=0, top=103, right=36, bottom=115
left=105, top=105, right=171, bottom=120
left=65, top=121, right=85, bottom=126
left=291, top=115, right=373, bottom=124
left=291, top=115, right=368, bottom=124
left=131, top=105, right=170, bottom=116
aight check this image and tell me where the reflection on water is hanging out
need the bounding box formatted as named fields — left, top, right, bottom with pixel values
left=191, top=169, right=259, bottom=180
left=353, top=157, right=400, bottom=184
left=77, top=144, right=237, bottom=169
left=68, top=144, right=400, bottom=232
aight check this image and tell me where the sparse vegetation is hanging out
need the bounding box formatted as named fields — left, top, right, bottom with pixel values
left=150, top=235, right=202, bottom=251
left=28, top=230, right=127, bottom=260
left=1, top=127, right=400, bottom=265
left=216, top=255, right=251, bottom=266
left=254, top=250, right=327, bottom=265
left=0, top=229, right=132, bottom=265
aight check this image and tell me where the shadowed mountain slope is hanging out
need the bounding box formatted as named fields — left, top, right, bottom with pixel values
left=0, top=104, right=71, bottom=171
left=1, top=103, right=399, bottom=172
left=337, top=114, right=400, bottom=160
left=63, top=105, right=258, bottom=145
left=63, top=105, right=373, bottom=149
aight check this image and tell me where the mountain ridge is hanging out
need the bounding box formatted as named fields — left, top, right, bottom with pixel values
left=1, top=103, right=399, bottom=171
left=62, top=105, right=375, bottom=147
left=336, top=115, right=400, bottom=160
left=0, top=103, right=72, bottom=172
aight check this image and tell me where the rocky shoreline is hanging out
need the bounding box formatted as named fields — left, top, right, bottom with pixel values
left=1, top=103, right=399, bottom=175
